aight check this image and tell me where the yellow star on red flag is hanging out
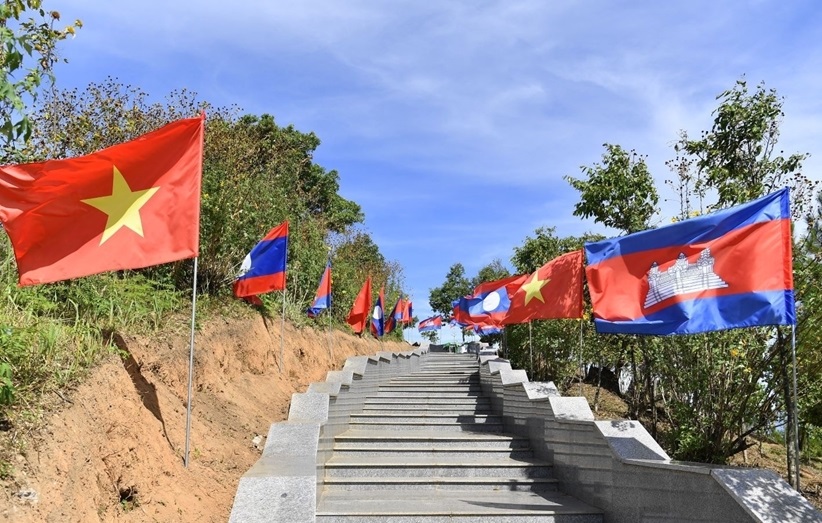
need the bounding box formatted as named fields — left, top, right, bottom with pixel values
left=522, top=273, right=550, bottom=305
left=81, top=166, right=160, bottom=245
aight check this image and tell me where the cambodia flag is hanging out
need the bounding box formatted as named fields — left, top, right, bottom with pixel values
left=307, top=260, right=331, bottom=318
left=418, top=316, right=442, bottom=332
left=585, top=188, right=795, bottom=335
left=346, top=276, right=372, bottom=335
left=370, top=286, right=385, bottom=337
left=233, top=221, right=288, bottom=301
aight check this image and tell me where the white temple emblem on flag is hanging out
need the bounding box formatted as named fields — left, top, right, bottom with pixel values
left=644, top=248, right=728, bottom=309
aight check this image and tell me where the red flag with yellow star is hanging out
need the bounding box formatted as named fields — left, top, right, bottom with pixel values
left=503, top=249, right=584, bottom=324
left=0, top=115, right=204, bottom=286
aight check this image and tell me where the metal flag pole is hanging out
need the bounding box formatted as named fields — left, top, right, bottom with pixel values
left=579, top=319, right=584, bottom=396
left=528, top=321, right=533, bottom=378
left=792, top=323, right=801, bottom=491
left=279, top=292, right=285, bottom=375
left=327, top=312, right=334, bottom=363
left=184, top=257, right=199, bottom=468
left=279, top=230, right=290, bottom=376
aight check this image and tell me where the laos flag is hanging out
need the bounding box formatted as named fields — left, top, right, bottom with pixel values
left=459, top=276, right=525, bottom=326
left=585, top=188, right=794, bottom=335
left=233, top=221, right=288, bottom=301
left=307, top=260, right=331, bottom=318
left=370, top=286, right=385, bottom=338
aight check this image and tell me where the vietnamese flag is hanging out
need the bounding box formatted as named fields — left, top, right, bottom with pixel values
left=346, top=276, right=372, bottom=335
left=503, top=250, right=584, bottom=324
left=0, top=115, right=204, bottom=286
left=402, top=298, right=413, bottom=324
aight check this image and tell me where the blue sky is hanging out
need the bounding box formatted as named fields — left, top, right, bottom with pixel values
left=51, top=0, right=822, bottom=343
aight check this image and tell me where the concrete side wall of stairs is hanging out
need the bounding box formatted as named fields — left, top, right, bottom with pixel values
left=229, top=348, right=427, bottom=523
left=479, top=356, right=822, bottom=523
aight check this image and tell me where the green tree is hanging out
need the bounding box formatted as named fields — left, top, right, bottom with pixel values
left=507, top=228, right=611, bottom=396
left=795, top=191, right=822, bottom=454
left=0, top=1, right=81, bottom=159
left=429, top=263, right=472, bottom=319
left=671, top=79, right=816, bottom=219
left=470, top=259, right=511, bottom=289
left=665, top=80, right=816, bottom=478
left=565, top=144, right=659, bottom=234
left=566, top=145, right=661, bottom=433
left=27, top=79, right=369, bottom=297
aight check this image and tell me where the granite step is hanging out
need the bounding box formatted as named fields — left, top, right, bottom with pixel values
left=360, top=407, right=493, bottom=415
left=378, top=385, right=483, bottom=392
left=331, top=446, right=535, bottom=460
left=372, top=391, right=483, bottom=398
left=348, top=420, right=503, bottom=432
left=363, top=400, right=491, bottom=407
left=316, top=489, right=603, bottom=522
left=324, top=455, right=553, bottom=478
left=321, top=475, right=554, bottom=491
left=350, top=413, right=502, bottom=424
left=333, top=430, right=531, bottom=449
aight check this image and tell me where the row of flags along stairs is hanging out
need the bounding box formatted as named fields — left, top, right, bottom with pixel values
left=315, top=352, right=603, bottom=522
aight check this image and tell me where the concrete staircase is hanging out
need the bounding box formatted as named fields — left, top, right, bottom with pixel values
left=316, top=353, right=603, bottom=522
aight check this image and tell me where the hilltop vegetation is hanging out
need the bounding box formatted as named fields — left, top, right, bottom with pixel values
left=430, top=80, right=822, bottom=487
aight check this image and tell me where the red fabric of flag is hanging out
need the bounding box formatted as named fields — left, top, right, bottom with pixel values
left=346, top=276, right=372, bottom=335
left=503, top=250, right=584, bottom=324
left=0, top=115, right=204, bottom=286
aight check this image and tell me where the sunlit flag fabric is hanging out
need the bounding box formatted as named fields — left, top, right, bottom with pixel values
left=503, top=250, right=584, bottom=324
left=0, top=115, right=204, bottom=286
left=402, top=299, right=413, bottom=324
left=370, top=286, right=385, bottom=338
left=233, top=221, right=289, bottom=302
left=458, top=276, right=526, bottom=326
left=474, top=323, right=502, bottom=336
left=585, top=188, right=795, bottom=335
left=385, top=297, right=402, bottom=335
left=418, top=316, right=442, bottom=332
left=473, top=275, right=524, bottom=296
left=346, top=276, right=372, bottom=335
left=307, top=260, right=332, bottom=318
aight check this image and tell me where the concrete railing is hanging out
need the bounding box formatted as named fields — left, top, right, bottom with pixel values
left=229, top=347, right=427, bottom=523
left=479, top=356, right=822, bottom=523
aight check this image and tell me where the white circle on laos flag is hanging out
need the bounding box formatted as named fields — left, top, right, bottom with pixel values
left=373, top=306, right=382, bottom=319
left=482, top=291, right=500, bottom=312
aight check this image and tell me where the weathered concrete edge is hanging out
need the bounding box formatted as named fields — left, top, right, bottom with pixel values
left=480, top=356, right=822, bottom=523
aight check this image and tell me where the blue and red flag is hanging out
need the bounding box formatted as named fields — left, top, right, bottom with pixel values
left=458, top=276, right=526, bottom=326
left=402, top=300, right=413, bottom=324
left=585, top=188, right=795, bottom=335
left=385, top=296, right=403, bottom=334
left=473, top=323, right=502, bottom=335
left=418, top=316, right=442, bottom=332
left=370, top=286, right=385, bottom=338
left=307, top=260, right=331, bottom=318
left=233, top=221, right=288, bottom=302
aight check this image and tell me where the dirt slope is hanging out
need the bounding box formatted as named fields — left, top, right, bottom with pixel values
left=1, top=311, right=406, bottom=522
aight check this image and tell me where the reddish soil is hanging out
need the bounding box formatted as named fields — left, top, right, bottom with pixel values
left=0, top=311, right=407, bottom=522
